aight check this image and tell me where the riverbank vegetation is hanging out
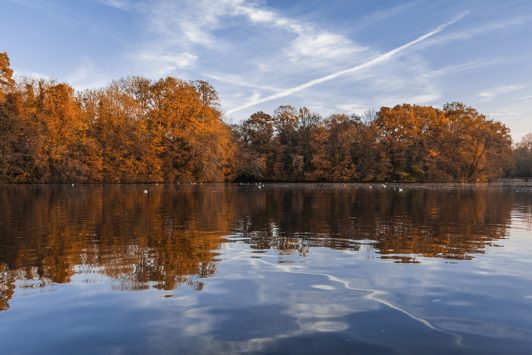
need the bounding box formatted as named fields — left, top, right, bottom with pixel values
left=510, top=133, right=532, bottom=179
left=0, top=52, right=528, bottom=183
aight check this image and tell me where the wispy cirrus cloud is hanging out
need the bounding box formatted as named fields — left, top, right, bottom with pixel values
left=136, top=52, right=198, bottom=76
left=65, top=58, right=112, bottom=90
left=89, top=0, right=452, bottom=109
left=129, top=0, right=370, bottom=73
left=94, top=0, right=129, bottom=10
left=226, top=12, right=467, bottom=115
left=203, top=72, right=283, bottom=92
left=70, top=1, right=532, bottom=131
left=478, top=84, right=527, bottom=101
left=11, top=0, right=530, bottom=137
left=419, top=59, right=501, bottom=79
left=421, top=16, right=530, bottom=48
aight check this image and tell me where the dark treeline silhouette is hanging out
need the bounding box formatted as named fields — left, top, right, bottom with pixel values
left=0, top=52, right=524, bottom=183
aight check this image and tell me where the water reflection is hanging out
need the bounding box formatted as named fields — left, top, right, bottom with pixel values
left=0, top=185, right=230, bottom=310
left=235, top=186, right=517, bottom=262
left=1, top=183, right=529, bottom=312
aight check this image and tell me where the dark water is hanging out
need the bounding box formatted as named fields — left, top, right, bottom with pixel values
left=1, top=183, right=531, bottom=355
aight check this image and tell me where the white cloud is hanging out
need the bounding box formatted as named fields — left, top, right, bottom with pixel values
left=348, top=0, right=420, bottom=33
left=420, top=59, right=500, bottom=79
left=204, top=72, right=282, bottom=92
left=13, top=70, right=52, bottom=81
left=122, top=0, right=375, bottom=86
left=130, top=1, right=233, bottom=74
left=478, top=84, right=527, bottom=101
left=137, top=52, right=198, bottom=75
left=336, top=103, right=369, bottom=115
left=226, top=12, right=466, bottom=115
left=7, top=0, right=531, bottom=139
left=95, top=0, right=129, bottom=10
left=65, top=59, right=111, bottom=90
left=288, top=32, right=367, bottom=67
left=517, top=94, right=532, bottom=101
left=422, top=16, right=530, bottom=48
left=229, top=1, right=368, bottom=68
left=101, top=0, right=459, bottom=115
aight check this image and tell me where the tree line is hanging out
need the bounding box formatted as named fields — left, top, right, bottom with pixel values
left=511, top=133, right=532, bottom=178
left=0, top=52, right=529, bottom=183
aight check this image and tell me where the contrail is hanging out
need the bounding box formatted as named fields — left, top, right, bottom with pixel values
left=226, top=12, right=468, bottom=115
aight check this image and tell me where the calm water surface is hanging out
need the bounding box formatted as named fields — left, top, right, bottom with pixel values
left=1, top=183, right=531, bottom=354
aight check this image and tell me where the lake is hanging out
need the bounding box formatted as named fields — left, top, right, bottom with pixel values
left=1, top=183, right=531, bottom=354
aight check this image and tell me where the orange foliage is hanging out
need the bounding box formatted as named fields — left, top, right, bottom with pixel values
left=0, top=52, right=518, bottom=183
left=0, top=53, right=234, bottom=183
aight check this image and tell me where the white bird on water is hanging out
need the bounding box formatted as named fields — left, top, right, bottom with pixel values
left=143, top=189, right=148, bottom=194
left=398, top=187, right=404, bottom=192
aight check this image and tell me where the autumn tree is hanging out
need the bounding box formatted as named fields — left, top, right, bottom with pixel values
left=233, top=111, right=275, bottom=180
left=36, top=82, right=103, bottom=182
left=374, top=104, right=449, bottom=181
left=0, top=58, right=41, bottom=182
left=511, top=133, right=532, bottom=178
left=87, top=78, right=162, bottom=182
left=0, top=52, right=16, bottom=180
left=149, top=77, right=233, bottom=182
left=0, top=52, right=15, bottom=101
left=234, top=103, right=513, bottom=183
left=0, top=52, right=517, bottom=184
left=294, top=107, right=320, bottom=180
left=443, top=102, right=513, bottom=182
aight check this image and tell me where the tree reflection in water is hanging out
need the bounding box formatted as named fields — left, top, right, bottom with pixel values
left=0, top=184, right=526, bottom=310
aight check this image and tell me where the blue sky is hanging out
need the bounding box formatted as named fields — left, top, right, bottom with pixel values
left=1, top=0, right=531, bottom=139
